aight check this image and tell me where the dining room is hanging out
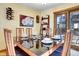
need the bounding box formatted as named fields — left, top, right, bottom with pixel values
left=0, top=3, right=79, bottom=56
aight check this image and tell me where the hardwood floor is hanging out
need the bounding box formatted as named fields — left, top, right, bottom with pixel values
left=0, top=49, right=6, bottom=56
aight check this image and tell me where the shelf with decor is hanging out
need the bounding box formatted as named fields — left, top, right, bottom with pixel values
left=40, top=15, right=50, bottom=38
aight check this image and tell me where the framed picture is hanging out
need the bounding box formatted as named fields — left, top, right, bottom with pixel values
left=6, top=7, right=14, bottom=20
left=36, top=15, right=40, bottom=23
left=20, top=15, right=34, bottom=27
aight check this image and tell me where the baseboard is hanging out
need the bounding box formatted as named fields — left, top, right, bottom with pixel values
left=0, top=49, right=6, bottom=52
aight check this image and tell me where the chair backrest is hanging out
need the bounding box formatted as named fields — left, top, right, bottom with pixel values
left=26, top=28, right=32, bottom=38
left=4, top=29, right=16, bottom=56
left=61, top=30, right=72, bottom=56
left=16, top=28, right=24, bottom=41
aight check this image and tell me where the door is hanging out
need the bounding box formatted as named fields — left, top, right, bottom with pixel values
left=54, top=12, right=67, bottom=43
left=53, top=12, right=68, bottom=56
left=70, top=11, right=79, bottom=56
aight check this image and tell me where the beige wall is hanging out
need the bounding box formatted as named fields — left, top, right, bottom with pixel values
left=0, top=3, right=40, bottom=50
left=0, top=3, right=79, bottom=50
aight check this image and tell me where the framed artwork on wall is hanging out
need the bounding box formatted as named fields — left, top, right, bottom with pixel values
left=6, top=7, right=14, bottom=20
left=20, top=15, right=34, bottom=27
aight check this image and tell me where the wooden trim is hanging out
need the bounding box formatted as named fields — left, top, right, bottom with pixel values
left=54, top=5, right=79, bottom=14
left=48, top=15, right=50, bottom=36
left=0, top=49, right=6, bottom=52
left=66, top=11, right=70, bottom=30
left=17, top=44, right=37, bottom=56
left=53, top=14, right=56, bottom=36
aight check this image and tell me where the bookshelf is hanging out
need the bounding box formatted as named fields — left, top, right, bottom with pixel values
left=40, top=15, right=50, bottom=38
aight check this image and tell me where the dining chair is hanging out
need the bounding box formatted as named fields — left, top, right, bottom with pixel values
left=26, top=28, right=33, bottom=48
left=62, top=30, right=72, bottom=56
left=16, top=28, right=24, bottom=42
left=26, top=28, right=32, bottom=38
left=4, top=29, right=16, bottom=56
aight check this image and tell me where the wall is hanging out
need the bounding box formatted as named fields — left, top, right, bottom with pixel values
left=0, top=3, right=40, bottom=50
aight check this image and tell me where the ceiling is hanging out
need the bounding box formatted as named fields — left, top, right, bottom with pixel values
left=22, top=3, right=65, bottom=11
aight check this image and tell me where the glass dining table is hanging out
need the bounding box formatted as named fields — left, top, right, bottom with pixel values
left=17, top=35, right=54, bottom=56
